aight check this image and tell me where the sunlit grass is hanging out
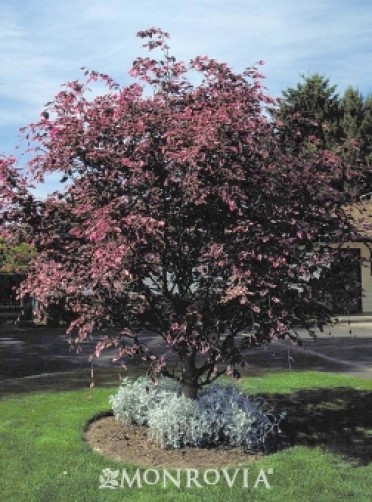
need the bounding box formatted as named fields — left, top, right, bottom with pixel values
left=238, top=370, right=372, bottom=394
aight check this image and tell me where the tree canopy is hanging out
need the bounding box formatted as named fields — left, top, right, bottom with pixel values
left=0, top=29, right=362, bottom=398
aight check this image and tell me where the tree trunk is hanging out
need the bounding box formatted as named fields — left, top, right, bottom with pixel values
left=181, top=377, right=198, bottom=400
left=180, top=351, right=199, bottom=400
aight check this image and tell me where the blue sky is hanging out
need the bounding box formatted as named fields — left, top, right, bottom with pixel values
left=1, top=0, right=372, bottom=197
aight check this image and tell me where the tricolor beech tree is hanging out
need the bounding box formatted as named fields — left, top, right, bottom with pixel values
left=0, top=29, right=361, bottom=398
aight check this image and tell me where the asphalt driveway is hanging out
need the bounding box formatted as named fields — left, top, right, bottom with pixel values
left=1, top=321, right=372, bottom=395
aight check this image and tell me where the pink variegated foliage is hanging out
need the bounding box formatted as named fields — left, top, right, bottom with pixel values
left=0, top=29, right=360, bottom=397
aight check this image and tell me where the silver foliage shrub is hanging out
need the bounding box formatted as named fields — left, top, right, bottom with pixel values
left=110, top=377, right=284, bottom=450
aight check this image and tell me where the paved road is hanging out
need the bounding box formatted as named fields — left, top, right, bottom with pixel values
left=0, top=321, right=371, bottom=395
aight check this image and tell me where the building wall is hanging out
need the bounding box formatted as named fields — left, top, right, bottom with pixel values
left=338, top=241, right=372, bottom=313
left=360, top=244, right=372, bottom=313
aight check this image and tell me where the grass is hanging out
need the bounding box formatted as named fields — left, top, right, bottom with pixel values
left=0, top=371, right=371, bottom=501
left=238, top=370, right=372, bottom=394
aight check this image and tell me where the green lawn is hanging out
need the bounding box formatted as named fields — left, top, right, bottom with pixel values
left=0, top=371, right=371, bottom=501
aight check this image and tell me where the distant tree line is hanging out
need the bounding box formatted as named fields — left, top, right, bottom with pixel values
left=275, top=73, right=372, bottom=193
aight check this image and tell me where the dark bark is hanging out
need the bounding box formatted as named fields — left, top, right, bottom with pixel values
left=180, top=351, right=199, bottom=400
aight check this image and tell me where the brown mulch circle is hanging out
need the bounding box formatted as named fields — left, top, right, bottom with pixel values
left=85, top=415, right=264, bottom=468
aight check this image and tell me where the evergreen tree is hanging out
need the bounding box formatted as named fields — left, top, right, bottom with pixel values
left=277, top=76, right=372, bottom=194
left=360, top=95, right=372, bottom=168
left=341, top=86, right=363, bottom=141
left=276, top=73, right=341, bottom=150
